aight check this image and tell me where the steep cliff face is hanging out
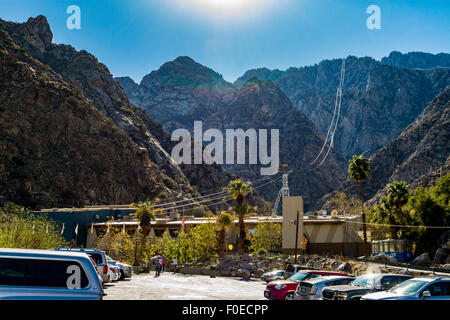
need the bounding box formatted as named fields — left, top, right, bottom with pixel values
left=0, top=16, right=239, bottom=208
left=0, top=29, right=171, bottom=209
left=120, top=58, right=347, bottom=210
left=317, top=88, right=450, bottom=209
left=381, top=51, right=450, bottom=69
left=234, top=55, right=449, bottom=158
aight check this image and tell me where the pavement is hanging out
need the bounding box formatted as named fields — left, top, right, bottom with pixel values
left=103, top=272, right=267, bottom=300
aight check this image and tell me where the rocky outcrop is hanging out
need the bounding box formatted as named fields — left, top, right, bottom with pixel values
left=317, top=88, right=450, bottom=209
left=381, top=51, right=450, bottom=69
left=0, top=29, right=171, bottom=209
left=119, top=58, right=347, bottom=210
left=0, top=16, right=239, bottom=210
left=234, top=55, right=449, bottom=158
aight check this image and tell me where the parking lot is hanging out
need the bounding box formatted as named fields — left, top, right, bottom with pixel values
left=103, top=272, right=266, bottom=300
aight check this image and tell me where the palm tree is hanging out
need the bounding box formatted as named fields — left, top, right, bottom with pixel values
left=371, top=196, right=398, bottom=239
left=387, top=181, right=410, bottom=226
left=348, top=155, right=371, bottom=243
left=132, top=198, right=159, bottom=239
left=217, top=211, right=233, bottom=256
left=225, top=179, right=254, bottom=253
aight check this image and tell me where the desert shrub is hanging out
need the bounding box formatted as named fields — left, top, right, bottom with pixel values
left=250, top=222, right=282, bottom=253
left=0, top=202, right=67, bottom=249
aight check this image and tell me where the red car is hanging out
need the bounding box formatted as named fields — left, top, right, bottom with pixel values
left=264, top=270, right=351, bottom=300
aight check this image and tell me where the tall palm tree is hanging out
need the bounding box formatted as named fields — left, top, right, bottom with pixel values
left=132, top=198, right=159, bottom=239
left=217, top=211, right=233, bottom=256
left=348, top=155, right=371, bottom=243
left=225, top=179, right=254, bottom=253
left=387, top=181, right=410, bottom=226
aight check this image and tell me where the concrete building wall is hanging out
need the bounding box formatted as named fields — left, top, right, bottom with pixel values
left=282, top=196, right=303, bottom=253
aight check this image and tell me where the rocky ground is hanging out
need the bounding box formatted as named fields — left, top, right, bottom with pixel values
left=159, top=251, right=450, bottom=279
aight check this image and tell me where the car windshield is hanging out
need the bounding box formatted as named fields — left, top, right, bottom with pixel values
left=350, top=274, right=378, bottom=288
left=389, top=279, right=429, bottom=295
left=288, top=272, right=309, bottom=282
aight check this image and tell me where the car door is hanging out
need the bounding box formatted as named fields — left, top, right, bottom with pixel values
left=0, top=257, right=99, bottom=300
left=422, top=281, right=450, bottom=300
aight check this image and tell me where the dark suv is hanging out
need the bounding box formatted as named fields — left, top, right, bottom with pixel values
left=321, top=273, right=413, bottom=300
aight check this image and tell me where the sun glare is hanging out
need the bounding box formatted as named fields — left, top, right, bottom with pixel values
left=185, top=0, right=271, bottom=16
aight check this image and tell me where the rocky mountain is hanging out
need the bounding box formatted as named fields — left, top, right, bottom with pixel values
left=0, top=28, right=170, bottom=209
left=317, top=88, right=450, bottom=209
left=0, top=16, right=237, bottom=211
left=234, top=55, right=450, bottom=158
left=381, top=51, right=450, bottom=69
left=118, top=59, right=347, bottom=210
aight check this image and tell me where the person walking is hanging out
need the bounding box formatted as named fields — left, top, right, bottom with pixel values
left=172, top=257, right=178, bottom=274
left=155, top=259, right=161, bottom=277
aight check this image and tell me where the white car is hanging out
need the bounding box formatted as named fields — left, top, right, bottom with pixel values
left=361, top=277, right=450, bottom=300
left=295, top=275, right=355, bottom=300
left=108, top=265, right=121, bottom=282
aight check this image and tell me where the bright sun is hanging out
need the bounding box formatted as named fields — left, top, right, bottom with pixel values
left=186, top=0, right=269, bottom=15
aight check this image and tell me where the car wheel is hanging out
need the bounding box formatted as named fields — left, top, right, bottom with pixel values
left=119, top=270, right=125, bottom=280
left=284, top=292, right=295, bottom=300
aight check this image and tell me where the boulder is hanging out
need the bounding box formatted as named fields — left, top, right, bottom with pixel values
left=433, top=248, right=448, bottom=264
left=230, top=271, right=237, bottom=277
left=411, top=253, right=432, bottom=266
left=237, top=268, right=251, bottom=279
left=337, top=262, right=352, bottom=273
left=241, top=262, right=256, bottom=272
left=371, top=253, right=398, bottom=263
left=443, top=264, right=450, bottom=270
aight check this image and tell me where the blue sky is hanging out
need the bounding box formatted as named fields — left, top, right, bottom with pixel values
left=0, top=0, right=448, bottom=83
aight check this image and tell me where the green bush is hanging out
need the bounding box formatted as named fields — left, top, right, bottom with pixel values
left=250, top=222, right=282, bottom=253
left=0, top=202, right=67, bottom=249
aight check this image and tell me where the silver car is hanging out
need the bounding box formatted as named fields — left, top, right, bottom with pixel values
left=361, top=277, right=450, bottom=300
left=261, top=270, right=285, bottom=283
left=0, top=248, right=105, bottom=300
left=106, top=256, right=133, bottom=280
left=295, top=275, right=355, bottom=300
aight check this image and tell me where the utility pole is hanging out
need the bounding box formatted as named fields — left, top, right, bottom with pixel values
left=294, top=210, right=300, bottom=264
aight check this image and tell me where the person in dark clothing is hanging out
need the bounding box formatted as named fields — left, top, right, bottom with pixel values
left=155, top=260, right=161, bottom=277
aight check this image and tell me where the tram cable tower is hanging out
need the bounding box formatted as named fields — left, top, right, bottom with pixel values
left=273, top=165, right=290, bottom=214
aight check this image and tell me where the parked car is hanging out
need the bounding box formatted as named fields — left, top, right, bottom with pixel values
left=321, top=273, right=413, bottom=300
left=0, top=248, right=105, bottom=300
left=108, top=265, right=120, bottom=282
left=284, top=264, right=317, bottom=279
left=106, top=256, right=133, bottom=280
left=54, top=248, right=110, bottom=284
left=361, top=277, right=450, bottom=300
left=265, top=270, right=351, bottom=300
left=261, top=270, right=285, bottom=283
left=295, top=275, right=355, bottom=300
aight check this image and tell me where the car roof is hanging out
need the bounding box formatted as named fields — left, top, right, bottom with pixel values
left=412, top=277, right=450, bottom=282
left=0, top=248, right=90, bottom=259
left=304, top=275, right=355, bottom=283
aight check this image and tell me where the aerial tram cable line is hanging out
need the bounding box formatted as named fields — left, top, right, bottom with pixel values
left=153, top=172, right=281, bottom=208
left=317, top=58, right=345, bottom=168
left=311, top=58, right=346, bottom=167
left=156, top=175, right=284, bottom=212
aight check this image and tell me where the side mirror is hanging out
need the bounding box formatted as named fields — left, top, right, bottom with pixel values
left=421, top=290, right=431, bottom=299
